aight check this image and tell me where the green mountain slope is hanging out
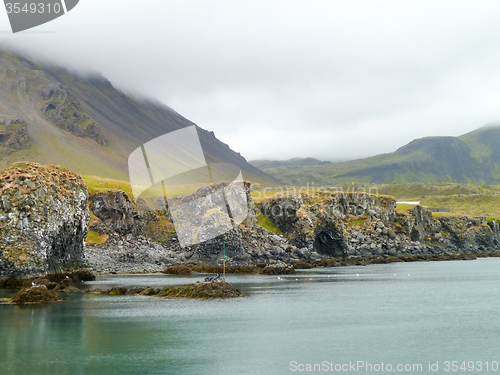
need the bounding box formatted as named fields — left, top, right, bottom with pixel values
left=0, top=49, right=277, bottom=187
left=255, top=125, right=500, bottom=186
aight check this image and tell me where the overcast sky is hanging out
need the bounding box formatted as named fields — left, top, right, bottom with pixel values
left=1, top=0, right=500, bottom=162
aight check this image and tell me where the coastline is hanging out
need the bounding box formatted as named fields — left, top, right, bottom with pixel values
left=87, top=250, right=500, bottom=276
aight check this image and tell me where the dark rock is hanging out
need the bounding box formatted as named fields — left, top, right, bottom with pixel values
left=89, top=191, right=144, bottom=236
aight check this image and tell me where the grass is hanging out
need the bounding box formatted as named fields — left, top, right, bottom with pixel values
left=82, top=175, right=133, bottom=197
left=431, top=212, right=469, bottom=218
left=395, top=203, right=417, bottom=213
left=256, top=211, right=284, bottom=235
left=252, top=182, right=500, bottom=218
left=345, top=215, right=368, bottom=227
left=85, top=230, right=109, bottom=245
left=144, top=215, right=175, bottom=243
left=420, top=193, right=500, bottom=217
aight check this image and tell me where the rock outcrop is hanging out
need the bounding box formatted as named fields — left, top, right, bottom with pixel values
left=259, top=191, right=500, bottom=258
left=85, top=181, right=297, bottom=270
left=0, top=116, right=30, bottom=156
left=89, top=191, right=145, bottom=236
left=40, top=83, right=105, bottom=145
left=0, top=163, right=90, bottom=278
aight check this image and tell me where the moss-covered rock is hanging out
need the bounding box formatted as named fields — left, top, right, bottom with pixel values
left=0, top=163, right=90, bottom=278
left=108, top=286, right=128, bottom=295
left=11, top=285, right=61, bottom=304
left=156, top=281, right=241, bottom=299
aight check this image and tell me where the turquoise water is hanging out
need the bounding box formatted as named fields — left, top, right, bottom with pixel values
left=2, top=258, right=500, bottom=374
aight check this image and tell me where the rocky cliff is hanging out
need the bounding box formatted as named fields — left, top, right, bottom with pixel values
left=0, top=163, right=89, bottom=277
left=259, top=191, right=500, bottom=258
left=84, top=181, right=296, bottom=271
left=2, top=161, right=498, bottom=277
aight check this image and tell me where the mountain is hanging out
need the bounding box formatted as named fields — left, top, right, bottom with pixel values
left=250, top=157, right=331, bottom=170
left=253, top=125, right=500, bottom=186
left=0, top=49, right=277, bottom=187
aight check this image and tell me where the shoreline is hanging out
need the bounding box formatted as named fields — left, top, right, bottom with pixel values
left=1, top=251, right=498, bottom=284
left=92, top=250, right=500, bottom=276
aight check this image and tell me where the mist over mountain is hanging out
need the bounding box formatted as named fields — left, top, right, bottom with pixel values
left=0, top=49, right=277, bottom=186
left=253, top=125, right=500, bottom=186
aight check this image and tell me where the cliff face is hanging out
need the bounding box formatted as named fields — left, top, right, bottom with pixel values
left=85, top=181, right=297, bottom=271
left=0, top=163, right=89, bottom=277
left=259, top=191, right=499, bottom=258
left=89, top=191, right=144, bottom=236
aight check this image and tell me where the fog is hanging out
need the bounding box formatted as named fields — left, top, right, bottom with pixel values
left=1, top=0, right=500, bottom=161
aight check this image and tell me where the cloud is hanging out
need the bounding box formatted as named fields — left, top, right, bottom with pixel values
left=1, top=0, right=500, bottom=161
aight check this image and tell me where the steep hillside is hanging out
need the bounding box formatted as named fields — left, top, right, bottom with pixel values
left=255, top=125, right=500, bottom=186
left=0, top=49, right=277, bottom=186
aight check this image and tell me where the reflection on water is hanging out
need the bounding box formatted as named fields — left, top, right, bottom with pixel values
left=2, top=259, right=500, bottom=374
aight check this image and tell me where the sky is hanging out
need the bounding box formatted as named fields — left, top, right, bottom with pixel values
left=1, top=0, right=500, bottom=162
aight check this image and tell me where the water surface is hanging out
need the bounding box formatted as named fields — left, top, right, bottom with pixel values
left=2, top=258, right=500, bottom=374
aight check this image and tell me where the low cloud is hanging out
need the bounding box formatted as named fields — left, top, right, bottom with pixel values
left=1, top=0, right=500, bottom=161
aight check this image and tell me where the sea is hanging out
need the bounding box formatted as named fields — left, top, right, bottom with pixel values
left=1, top=258, right=500, bottom=375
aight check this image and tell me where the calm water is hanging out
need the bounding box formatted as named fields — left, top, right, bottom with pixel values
left=2, top=259, right=500, bottom=374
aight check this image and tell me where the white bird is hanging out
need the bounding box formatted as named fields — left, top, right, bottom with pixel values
left=31, top=282, right=35, bottom=286
left=277, top=276, right=282, bottom=280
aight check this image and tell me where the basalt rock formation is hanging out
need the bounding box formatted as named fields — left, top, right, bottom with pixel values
left=85, top=181, right=298, bottom=271
left=259, top=191, right=500, bottom=258
left=0, top=162, right=89, bottom=278
left=89, top=191, right=144, bottom=236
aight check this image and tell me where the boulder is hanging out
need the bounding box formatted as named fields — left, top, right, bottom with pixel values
left=0, top=162, right=89, bottom=278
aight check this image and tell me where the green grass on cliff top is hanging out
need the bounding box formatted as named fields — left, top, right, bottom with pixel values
left=82, top=175, right=134, bottom=197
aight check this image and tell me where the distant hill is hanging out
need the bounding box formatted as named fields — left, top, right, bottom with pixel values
left=0, top=49, right=277, bottom=186
left=253, top=125, right=500, bottom=186
left=250, top=157, right=331, bottom=170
